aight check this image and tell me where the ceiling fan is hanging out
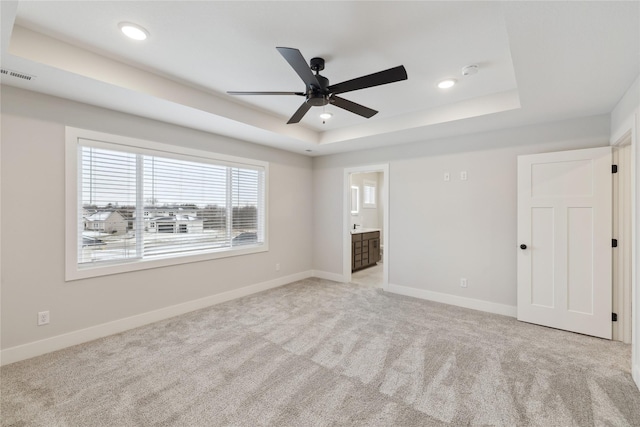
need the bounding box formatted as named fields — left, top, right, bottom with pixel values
left=228, top=47, right=408, bottom=124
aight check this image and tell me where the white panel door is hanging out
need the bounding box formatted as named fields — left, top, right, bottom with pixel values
left=517, top=147, right=612, bottom=339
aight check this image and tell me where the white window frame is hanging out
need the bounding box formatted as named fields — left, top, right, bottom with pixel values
left=65, top=127, right=269, bottom=281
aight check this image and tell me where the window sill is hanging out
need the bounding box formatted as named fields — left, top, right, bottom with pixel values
left=66, top=243, right=268, bottom=281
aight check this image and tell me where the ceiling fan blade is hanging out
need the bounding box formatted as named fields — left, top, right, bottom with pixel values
left=331, top=96, right=378, bottom=118
left=227, top=91, right=304, bottom=96
left=276, top=47, right=321, bottom=89
left=327, top=65, right=407, bottom=95
left=287, top=102, right=312, bottom=124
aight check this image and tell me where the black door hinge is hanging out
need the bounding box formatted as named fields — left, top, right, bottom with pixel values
left=612, top=239, right=618, bottom=248
left=612, top=164, right=618, bottom=173
left=612, top=313, right=618, bottom=322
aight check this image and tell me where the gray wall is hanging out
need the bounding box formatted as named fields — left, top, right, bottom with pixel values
left=313, top=115, right=610, bottom=307
left=1, top=86, right=313, bottom=349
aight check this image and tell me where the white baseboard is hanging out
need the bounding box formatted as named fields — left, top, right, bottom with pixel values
left=386, top=283, right=517, bottom=318
left=311, top=270, right=346, bottom=283
left=1, top=270, right=313, bottom=366
left=634, top=364, right=640, bottom=391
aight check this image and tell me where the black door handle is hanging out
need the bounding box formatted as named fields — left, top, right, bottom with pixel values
left=520, top=244, right=527, bottom=250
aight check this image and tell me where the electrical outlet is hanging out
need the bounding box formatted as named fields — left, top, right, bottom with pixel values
left=37, top=311, right=50, bottom=326
left=444, top=172, right=450, bottom=182
left=460, top=171, right=468, bottom=181
left=460, top=278, right=468, bottom=288
left=275, top=263, right=280, bottom=271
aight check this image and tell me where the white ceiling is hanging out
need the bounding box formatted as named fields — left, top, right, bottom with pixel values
left=1, top=1, right=638, bottom=156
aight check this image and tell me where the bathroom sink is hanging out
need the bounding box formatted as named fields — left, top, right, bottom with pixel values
left=351, top=228, right=380, bottom=234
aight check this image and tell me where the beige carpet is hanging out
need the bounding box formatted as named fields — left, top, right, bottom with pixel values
left=2, top=278, right=639, bottom=426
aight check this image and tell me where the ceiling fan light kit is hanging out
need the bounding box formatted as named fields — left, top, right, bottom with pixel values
left=228, top=47, right=408, bottom=124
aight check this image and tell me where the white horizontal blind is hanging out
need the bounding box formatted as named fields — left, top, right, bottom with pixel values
left=78, top=141, right=265, bottom=267
left=80, top=146, right=137, bottom=264
left=142, top=156, right=230, bottom=257
left=231, top=167, right=262, bottom=247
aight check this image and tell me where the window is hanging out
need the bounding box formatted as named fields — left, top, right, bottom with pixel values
left=66, top=127, right=268, bottom=280
left=363, top=180, right=376, bottom=208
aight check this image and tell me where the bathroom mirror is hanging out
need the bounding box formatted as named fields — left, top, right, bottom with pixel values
left=350, top=186, right=359, bottom=215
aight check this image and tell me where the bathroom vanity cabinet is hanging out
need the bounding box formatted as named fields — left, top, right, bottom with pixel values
left=352, top=230, right=380, bottom=271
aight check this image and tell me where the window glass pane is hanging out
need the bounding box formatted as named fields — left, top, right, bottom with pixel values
left=142, top=155, right=229, bottom=257
left=79, top=147, right=137, bottom=264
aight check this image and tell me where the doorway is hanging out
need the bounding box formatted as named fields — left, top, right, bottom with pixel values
left=343, top=165, right=389, bottom=289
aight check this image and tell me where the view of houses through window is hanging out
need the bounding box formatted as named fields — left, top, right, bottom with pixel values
left=79, top=144, right=265, bottom=266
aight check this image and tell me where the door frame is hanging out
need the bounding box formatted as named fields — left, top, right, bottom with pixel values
left=609, top=117, right=640, bottom=388
left=611, top=117, right=638, bottom=387
left=612, top=133, right=633, bottom=343
left=343, top=164, right=389, bottom=289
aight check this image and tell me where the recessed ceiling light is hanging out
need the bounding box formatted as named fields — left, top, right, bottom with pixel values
left=437, top=79, right=456, bottom=89
left=319, top=112, right=333, bottom=120
left=118, top=22, right=149, bottom=41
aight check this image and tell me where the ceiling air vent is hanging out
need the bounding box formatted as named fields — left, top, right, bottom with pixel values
left=0, top=68, right=35, bottom=81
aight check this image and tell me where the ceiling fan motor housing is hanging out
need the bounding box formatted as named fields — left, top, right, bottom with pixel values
left=306, top=92, right=330, bottom=106
left=306, top=69, right=330, bottom=106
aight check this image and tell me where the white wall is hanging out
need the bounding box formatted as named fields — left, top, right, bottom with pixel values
left=0, top=86, right=313, bottom=361
left=313, top=116, right=610, bottom=312
left=610, top=74, right=640, bottom=388
left=611, top=76, right=639, bottom=143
